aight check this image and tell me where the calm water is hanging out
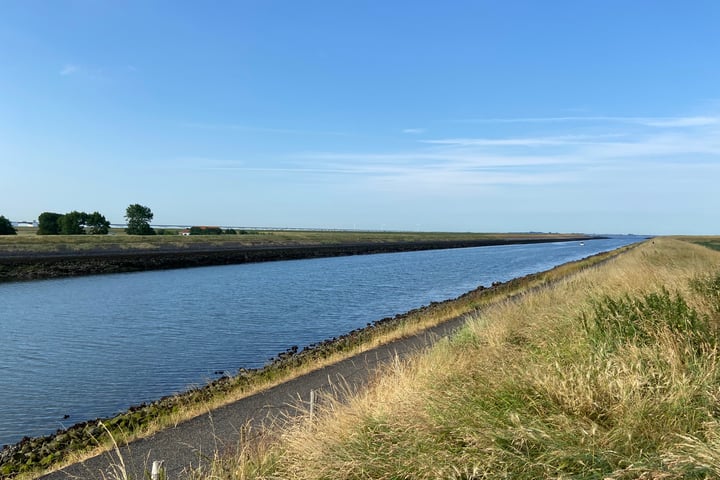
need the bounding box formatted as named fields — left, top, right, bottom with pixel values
left=0, top=236, right=642, bottom=446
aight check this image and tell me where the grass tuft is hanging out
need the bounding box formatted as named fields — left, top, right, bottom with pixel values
left=583, top=288, right=711, bottom=351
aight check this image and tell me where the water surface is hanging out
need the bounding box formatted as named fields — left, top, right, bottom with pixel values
left=0, top=236, right=641, bottom=446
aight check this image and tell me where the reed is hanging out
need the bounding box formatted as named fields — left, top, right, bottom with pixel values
left=202, top=238, right=720, bottom=479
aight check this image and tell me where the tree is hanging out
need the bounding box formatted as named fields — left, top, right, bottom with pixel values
left=38, top=212, right=62, bottom=235
left=0, top=215, right=16, bottom=235
left=58, top=211, right=88, bottom=235
left=85, top=211, right=110, bottom=234
left=125, top=204, right=155, bottom=235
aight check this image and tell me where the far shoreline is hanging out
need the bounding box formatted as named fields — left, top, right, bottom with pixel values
left=0, top=235, right=598, bottom=282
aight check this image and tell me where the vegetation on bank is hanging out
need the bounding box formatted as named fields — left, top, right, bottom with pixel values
left=0, top=239, right=628, bottom=478
left=187, top=226, right=238, bottom=235
left=37, top=211, right=111, bottom=235
left=0, top=216, right=16, bottom=235
left=8, top=236, right=717, bottom=480
left=0, top=229, right=591, bottom=255
left=185, top=238, right=720, bottom=479
left=124, top=204, right=155, bottom=235
left=0, top=232, right=598, bottom=282
left=7, top=203, right=153, bottom=237
left=684, top=236, right=720, bottom=253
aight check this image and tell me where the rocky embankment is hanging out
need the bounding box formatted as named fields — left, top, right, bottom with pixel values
left=0, top=275, right=508, bottom=477
left=0, top=236, right=598, bottom=477
left=0, top=237, right=592, bottom=282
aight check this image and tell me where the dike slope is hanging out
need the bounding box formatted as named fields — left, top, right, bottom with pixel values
left=0, top=242, right=629, bottom=479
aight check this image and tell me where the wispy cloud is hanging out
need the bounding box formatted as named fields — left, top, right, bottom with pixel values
left=286, top=115, right=720, bottom=192
left=183, top=122, right=351, bottom=137
left=59, top=64, right=79, bottom=76
left=458, top=115, right=720, bottom=128
left=59, top=63, right=138, bottom=80
left=421, top=134, right=620, bottom=147
left=640, top=116, right=719, bottom=127
left=402, top=128, right=426, bottom=134
left=176, top=110, right=720, bottom=195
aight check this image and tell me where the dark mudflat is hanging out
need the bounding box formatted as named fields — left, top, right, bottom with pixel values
left=0, top=237, right=593, bottom=282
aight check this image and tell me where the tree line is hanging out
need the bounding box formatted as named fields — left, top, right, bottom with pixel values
left=0, top=204, right=156, bottom=236
left=37, top=211, right=111, bottom=235
left=188, top=226, right=238, bottom=235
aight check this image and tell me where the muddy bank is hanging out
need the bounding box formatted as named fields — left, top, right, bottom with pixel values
left=0, top=237, right=593, bottom=282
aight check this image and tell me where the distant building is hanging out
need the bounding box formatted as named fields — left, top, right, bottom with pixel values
left=179, top=229, right=191, bottom=236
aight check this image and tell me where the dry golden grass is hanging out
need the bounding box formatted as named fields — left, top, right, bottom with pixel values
left=16, top=240, right=623, bottom=479
left=15, top=236, right=669, bottom=480
left=198, top=238, right=720, bottom=479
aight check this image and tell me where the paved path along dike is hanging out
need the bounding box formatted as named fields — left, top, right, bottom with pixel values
left=42, top=313, right=471, bottom=480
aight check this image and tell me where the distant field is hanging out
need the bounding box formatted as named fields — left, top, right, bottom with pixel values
left=683, top=236, right=720, bottom=251
left=1, top=228, right=587, bottom=255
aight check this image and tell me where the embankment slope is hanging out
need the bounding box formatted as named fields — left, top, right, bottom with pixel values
left=200, top=238, right=720, bottom=479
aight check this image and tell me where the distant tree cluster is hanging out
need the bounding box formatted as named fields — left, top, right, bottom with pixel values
left=0, top=215, right=17, bottom=235
left=188, top=226, right=237, bottom=235
left=8, top=204, right=239, bottom=237
left=37, top=211, right=110, bottom=235
left=189, top=226, right=222, bottom=235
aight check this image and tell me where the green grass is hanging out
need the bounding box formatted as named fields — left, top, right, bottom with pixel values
left=679, top=235, right=720, bottom=253
left=187, top=237, right=720, bottom=479
left=582, top=287, right=710, bottom=350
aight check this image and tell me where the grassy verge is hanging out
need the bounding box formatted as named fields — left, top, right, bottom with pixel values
left=2, top=239, right=628, bottom=479
left=191, top=237, right=720, bottom=479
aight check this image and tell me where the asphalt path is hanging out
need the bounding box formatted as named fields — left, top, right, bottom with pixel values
left=41, top=312, right=471, bottom=480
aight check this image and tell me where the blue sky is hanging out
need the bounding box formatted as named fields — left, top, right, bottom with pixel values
left=2, top=1, right=719, bottom=234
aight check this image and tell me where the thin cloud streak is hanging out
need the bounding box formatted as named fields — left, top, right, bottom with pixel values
left=641, top=117, right=720, bottom=127
left=171, top=153, right=575, bottom=186
left=183, top=122, right=352, bottom=137
left=292, top=120, right=720, bottom=190
left=421, top=131, right=720, bottom=160
left=458, top=115, right=720, bottom=128
left=59, top=64, right=79, bottom=76
left=421, top=134, right=622, bottom=147
left=299, top=151, right=575, bottom=167
left=175, top=111, right=720, bottom=195
left=57, top=63, right=115, bottom=80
